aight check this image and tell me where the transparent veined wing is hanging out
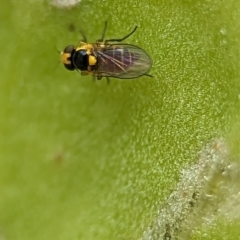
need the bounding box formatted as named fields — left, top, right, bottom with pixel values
left=94, top=44, right=152, bottom=79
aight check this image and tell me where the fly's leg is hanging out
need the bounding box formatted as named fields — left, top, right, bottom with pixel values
left=97, top=75, right=102, bottom=80
left=80, top=70, right=90, bottom=76
left=96, top=22, right=137, bottom=44
left=97, top=21, right=108, bottom=43
left=144, top=73, right=153, bottom=78
left=79, top=29, right=87, bottom=42
left=105, top=26, right=138, bottom=44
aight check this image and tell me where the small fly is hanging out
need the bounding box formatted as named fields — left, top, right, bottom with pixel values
left=61, top=21, right=152, bottom=80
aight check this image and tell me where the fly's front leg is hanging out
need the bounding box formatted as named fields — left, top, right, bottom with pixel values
left=79, top=29, right=87, bottom=42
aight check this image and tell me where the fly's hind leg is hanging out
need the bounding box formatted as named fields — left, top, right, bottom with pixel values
left=105, top=26, right=138, bottom=44
left=144, top=73, right=153, bottom=78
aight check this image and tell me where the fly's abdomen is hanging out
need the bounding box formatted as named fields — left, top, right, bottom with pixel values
left=96, top=44, right=152, bottom=79
left=99, top=47, right=135, bottom=73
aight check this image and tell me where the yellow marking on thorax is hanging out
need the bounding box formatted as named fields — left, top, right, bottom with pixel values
left=89, top=55, right=97, bottom=66
left=76, top=43, right=94, bottom=52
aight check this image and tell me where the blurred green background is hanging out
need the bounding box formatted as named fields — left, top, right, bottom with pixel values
left=1, top=0, right=240, bottom=239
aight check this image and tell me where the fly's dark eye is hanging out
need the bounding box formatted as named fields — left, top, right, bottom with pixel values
left=72, top=49, right=88, bottom=70
left=64, top=63, right=75, bottom=71
left=64, top=45, right=75, bottom=54
left=61, top=45, right=75, bottom=71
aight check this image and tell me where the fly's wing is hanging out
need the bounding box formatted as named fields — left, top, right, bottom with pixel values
left=95, top=44, right=152, bottom=79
